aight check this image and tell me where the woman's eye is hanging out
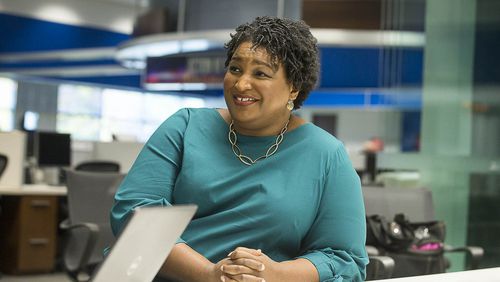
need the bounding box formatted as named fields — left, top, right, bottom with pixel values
left=255, top=71, right=270, bottom=78
left=228, top=66, right=240, bottom=73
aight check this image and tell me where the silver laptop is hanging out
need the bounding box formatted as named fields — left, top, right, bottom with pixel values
left=92, top=205, right=197, bottom=282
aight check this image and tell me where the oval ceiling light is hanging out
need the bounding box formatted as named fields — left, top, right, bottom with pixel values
left=34, top=4, right=83, bottom=27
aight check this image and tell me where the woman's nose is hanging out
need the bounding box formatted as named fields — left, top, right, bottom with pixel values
left=234, top=75, right=252, bottom=91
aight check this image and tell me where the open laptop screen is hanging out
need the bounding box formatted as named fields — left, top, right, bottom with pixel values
left=92, top=205, right=197, bottom=282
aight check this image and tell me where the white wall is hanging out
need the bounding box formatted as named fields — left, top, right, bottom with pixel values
left=300, top=107, right=402, bottom=151
left=299, top=107, right=403, bottom=170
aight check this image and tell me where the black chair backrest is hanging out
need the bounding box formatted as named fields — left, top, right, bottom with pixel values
left=0, top=154, right=7, bottom=178
left=363, top=186, right=435, bottom=222
left=363, top=186, right=444, bottom=278
left=75, top=161, right=120, bottom=173
left=64, top=170, right=125, bottom=268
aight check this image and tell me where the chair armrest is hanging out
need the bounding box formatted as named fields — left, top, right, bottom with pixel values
left=60, top=219, right=100, bottom=273
left=60, top=218, right=99, bottom=232
left=366, top=245, right=380, bottom=256
left=368, top=255, right=395, bottom=280
left=444, top=244, right=484, bottom=270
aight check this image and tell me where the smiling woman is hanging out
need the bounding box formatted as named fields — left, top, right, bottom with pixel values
left=110, top=16, right=368, bottom=282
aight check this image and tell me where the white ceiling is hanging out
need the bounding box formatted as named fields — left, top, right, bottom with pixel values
left=0, top=0, right=144, bottom=33
left=92, top=0, right=149, bottom=8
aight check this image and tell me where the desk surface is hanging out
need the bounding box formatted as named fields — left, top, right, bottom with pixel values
left=373, top=267, right=500, bottom=282
left=0, top=184, right=67, bottom=196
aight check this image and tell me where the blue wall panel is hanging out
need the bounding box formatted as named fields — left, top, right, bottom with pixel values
left=305, top=89, right=422, bottom=109
left=54, top=75, right=141, bottom=89
left=400, top=49, right=424, bottom=85
left=319, top=47, right=423, bottom=88
left=401, top=111, right=421, bottom=151
left=0, top=12, right=129, bottom=52
left=320, top=47, right=380, bottom=88
left=305, top=91, right=366, bottom=106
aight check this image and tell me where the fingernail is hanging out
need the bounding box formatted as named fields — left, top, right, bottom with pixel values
left=220, top=276, right=225, bottom=282
left=260, top=264, right=265, bottom=271
left=261, top=279, right=266, bottom=282
left=257, top=249, right=262, bottom=254
left=227, top=251, right=234, bottom=257
left=220, top=265, right=224, bottom=272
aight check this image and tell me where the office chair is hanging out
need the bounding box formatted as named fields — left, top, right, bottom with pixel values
left=60, top=170, right=125, bottom=282
left=0, top=153, right=7, bottom=219
left=0, top=154, right=6, bottom=278
left=366, top=253, right=395, bottom=280
left=0, top=154, right=7, bottom=179
left=363, top=186, right=483, bottom=278
left=60, top=161, right=119, bottom=237
left=74, top=160, right=120, bottom=173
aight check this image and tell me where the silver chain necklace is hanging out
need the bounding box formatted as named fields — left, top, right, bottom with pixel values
left=228, top=119, right=290, bottom=166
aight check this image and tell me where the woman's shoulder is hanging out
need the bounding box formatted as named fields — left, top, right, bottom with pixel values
left=169, top=107, right=221, bottom=122
left=295, top=123, right=344, bottom=150
left=287, top=124, right=352, bottom=174
left=300, top=125, right=354, bottom=170
left=176, top=107, right=217, bottom=115
left=173, top=107, right=228, bottom=134
left=154, top=108, right=220, bottom=132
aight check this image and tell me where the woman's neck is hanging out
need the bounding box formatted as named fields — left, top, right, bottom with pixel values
left=217, top=108, right=306, bottom=136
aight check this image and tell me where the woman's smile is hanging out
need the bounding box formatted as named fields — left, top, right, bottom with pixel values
left=233, top=95, right=259, bottom=106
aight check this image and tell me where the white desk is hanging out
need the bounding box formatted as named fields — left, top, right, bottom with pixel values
left=0, top=184, right=67, bottom=196
left=373, top=267, right=500, bottom=282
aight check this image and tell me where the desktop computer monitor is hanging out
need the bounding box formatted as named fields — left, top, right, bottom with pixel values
left=34, top=131, right=71, bottom=167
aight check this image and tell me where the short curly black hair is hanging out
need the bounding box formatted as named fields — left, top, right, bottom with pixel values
left=224, top=16, right=319, bottom=110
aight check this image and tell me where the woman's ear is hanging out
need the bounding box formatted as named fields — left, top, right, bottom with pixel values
left=290, top=88, right=299, bottom=101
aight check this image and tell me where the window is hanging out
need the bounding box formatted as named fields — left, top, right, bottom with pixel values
left=57, top=84, right=102, bottom=140
left=139, top=94, right=206, bottom=141
left=101, top=89, right=144, bottom=141
left=58, top=84, right=101, bottom=115
left=56, top=83, right=207, bottom=142
left=140, top=94, right=183, bottom=141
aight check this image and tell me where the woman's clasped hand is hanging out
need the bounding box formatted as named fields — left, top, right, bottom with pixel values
left=218, top=247, right=274, bottom=282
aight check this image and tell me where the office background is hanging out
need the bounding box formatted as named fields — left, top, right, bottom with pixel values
left=0, top=0, right=499, bottom=279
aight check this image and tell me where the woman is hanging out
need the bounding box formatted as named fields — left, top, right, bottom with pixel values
left=111, top=16, right=368, bottom=282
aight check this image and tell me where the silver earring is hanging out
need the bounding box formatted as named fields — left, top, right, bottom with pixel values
left=287, top=99, right=294, bottom=111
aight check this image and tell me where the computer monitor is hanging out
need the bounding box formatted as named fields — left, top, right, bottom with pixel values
left=143, top=50, right=226, bottom=91
left=34, top=131, right=71, bottom=167
left=22, top=111, right=40, bottom=131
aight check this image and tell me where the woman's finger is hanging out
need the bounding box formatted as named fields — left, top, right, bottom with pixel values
left=228, top=249, right=262, bottom=261
left=221, top=264, right=256, bottom=276
left=228, top=273, right=266, bottom=282
left=228, top=247, right=262, bottom=257
left=232, top=258, right=265, bottom=271
left=221, top=275, right=238, bottom=282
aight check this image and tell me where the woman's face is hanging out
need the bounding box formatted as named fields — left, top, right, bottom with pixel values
left=224, top=41, right=298, bottom=136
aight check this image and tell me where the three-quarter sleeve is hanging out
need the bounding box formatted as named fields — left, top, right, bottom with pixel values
left=298, top=144, right=368, bottom=281
left=110, top=108, right=190, bottom=237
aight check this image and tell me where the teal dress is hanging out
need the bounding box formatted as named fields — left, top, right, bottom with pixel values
left=111, top=108, right=368, bottom=281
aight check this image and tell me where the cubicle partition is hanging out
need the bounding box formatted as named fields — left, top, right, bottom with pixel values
left=0, top=131, right=25, bottom=187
